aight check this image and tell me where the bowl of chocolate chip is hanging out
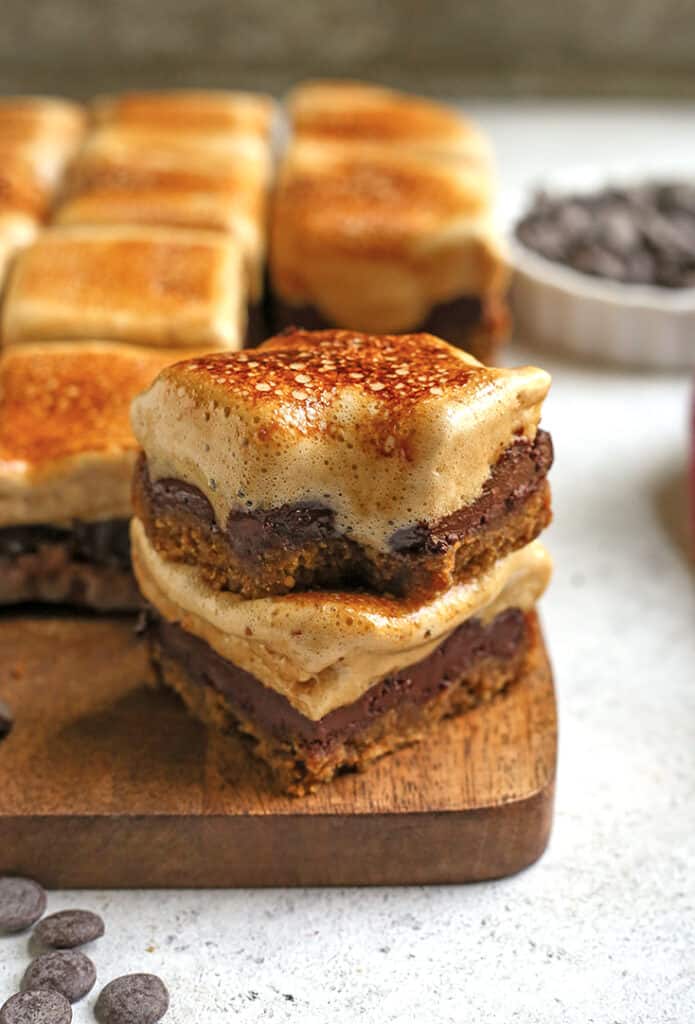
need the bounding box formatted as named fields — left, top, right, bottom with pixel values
left=510, top=168, right=695, bottom=368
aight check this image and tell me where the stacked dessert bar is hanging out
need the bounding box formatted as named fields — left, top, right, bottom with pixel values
left=130, top=328, right=553, bottom=793
left=0, top=97, right=85, bottom=284
left=270, top=82, right=509, bottom=363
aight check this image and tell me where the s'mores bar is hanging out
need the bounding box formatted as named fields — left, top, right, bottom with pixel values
left=130, top=329, right=554, bottom=793
left=2, top=224, right=246, bottom=350
left=131, top=329, right=551, bottom=601
left=54, top=129, right=272, bottom=337
left=0, top=342, right=175, bottom=610
left=270, top=83, right=509, bottom=364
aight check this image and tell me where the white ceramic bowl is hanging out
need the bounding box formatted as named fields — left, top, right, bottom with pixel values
left=505, top=161, right=695, bottom=370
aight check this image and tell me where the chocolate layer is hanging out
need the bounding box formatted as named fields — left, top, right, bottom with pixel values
left=270, top=293, right=508, bottom=364
left=0, top=519, right=131, bottom=571
left=391, top=429, right=553, bottom=553
left=149, top=606, right=528, bottom=752
left=139, top=430, right=552, bottom=561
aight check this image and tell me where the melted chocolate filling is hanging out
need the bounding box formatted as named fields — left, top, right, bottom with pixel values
left=0, top=519, right=131, bottom=570
left=140, top=430, right=552, bottom=561
left=149, top=606, right=528, bottom=752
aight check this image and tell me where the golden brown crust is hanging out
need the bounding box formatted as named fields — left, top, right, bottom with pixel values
left=91, top=90, right=275, bottom=138
left=158, top=327, right=492, bottom=425
left=2, top=225, right=246, bottom=349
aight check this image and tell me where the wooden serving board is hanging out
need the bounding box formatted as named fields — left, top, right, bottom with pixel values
left=0, top=613, right=557, bottom=888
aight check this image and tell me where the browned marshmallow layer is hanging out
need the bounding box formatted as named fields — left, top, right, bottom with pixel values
left=2, top=224, right=246, bottom=350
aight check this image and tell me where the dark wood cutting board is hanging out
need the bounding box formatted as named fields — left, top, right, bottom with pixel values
left=0, top=612, right=557, bottom=887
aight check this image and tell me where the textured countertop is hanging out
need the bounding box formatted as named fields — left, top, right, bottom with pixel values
left=1, top=103, right=694, bottom=1024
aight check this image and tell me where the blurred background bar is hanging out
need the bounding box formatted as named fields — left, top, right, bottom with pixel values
left=2, top=0, right=695, bottom=98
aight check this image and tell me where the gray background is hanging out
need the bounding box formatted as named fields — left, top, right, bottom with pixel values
left=2, top=0, right=695, bottom=98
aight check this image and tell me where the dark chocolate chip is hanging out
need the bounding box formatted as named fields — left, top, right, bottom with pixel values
left=0, top=699, right=13, bottom=740
left=0, top=990, right=72, bottom=1024
left=22, top=951, right=96, bottom=1003
left=34, top=910, right=105, bottom=949
left=0, top=877, right=46, bottom=934
left=516, top=181, right=695, bottom=288
left=95, top=974, right=169, bottom=1024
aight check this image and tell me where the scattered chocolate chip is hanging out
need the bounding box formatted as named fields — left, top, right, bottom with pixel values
left=0, top=877, right=46, bottom=934
left=0, top=990, right=72, bottom=1024
left=0, top=699, right=13, bottom=740
left=95, top=974, right=169, bottom=1024
left=22, top=951, right=96, bottom=1003
left=516, top=181, right=695, bottom=288
left=34, top=909, right=105, bottom=949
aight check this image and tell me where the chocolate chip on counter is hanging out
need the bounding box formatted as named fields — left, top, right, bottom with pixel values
left=0, top=699, right=13, bottom=740
left=22, top=951, right=96, bottom=1003
left=0, top=990, right=72, bottom=1024
left=0, top=877, right=46, bottom=934
left=35, top=910, right=105, bottom=950
left=95, top=974, right=169, bottom=1024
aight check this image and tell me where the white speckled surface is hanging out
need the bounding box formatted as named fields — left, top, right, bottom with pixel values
left=1, top=103, right=694, bottom=1024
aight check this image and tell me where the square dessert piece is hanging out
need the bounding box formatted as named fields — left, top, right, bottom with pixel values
left=54, top=127, right=272, bottom=335
left=130, top=328, right=553, bottom=793
left=0, top=342, right=178, bottom=610
left=133, top=518, right=551, bottom=794
left=91, top=89, right=275, bottom=139
left=288, top=80, right=492, bottom=163
left=131, top=328, right=552, bottom=602
left=269, top=139, right=509, bottom=363
left=2, top=225, right=247, bottom=350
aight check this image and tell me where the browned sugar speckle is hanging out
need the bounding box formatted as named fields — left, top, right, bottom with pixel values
left=0, top=346, right=174, bottom=469
left=162, top=329, right=496, bottom=458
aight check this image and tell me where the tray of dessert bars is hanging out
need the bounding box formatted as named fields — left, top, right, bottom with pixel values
left=0, top=84, right=556, bottom=887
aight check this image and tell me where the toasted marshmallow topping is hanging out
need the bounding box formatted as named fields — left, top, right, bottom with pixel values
left=288, top=81, right=491, bottom=161
left=0, top=342, right=181, bottom=526
left=131, top=329, right=551, bottom=552
left=133, top=520, right=551, bottom=719
left=2, top=224, right=246, bottom=350
left=56, top=129, right=272, bottom=300
left=270, top=140, right=505, bottom=328
left=91, top=89, right=275, bottom=138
